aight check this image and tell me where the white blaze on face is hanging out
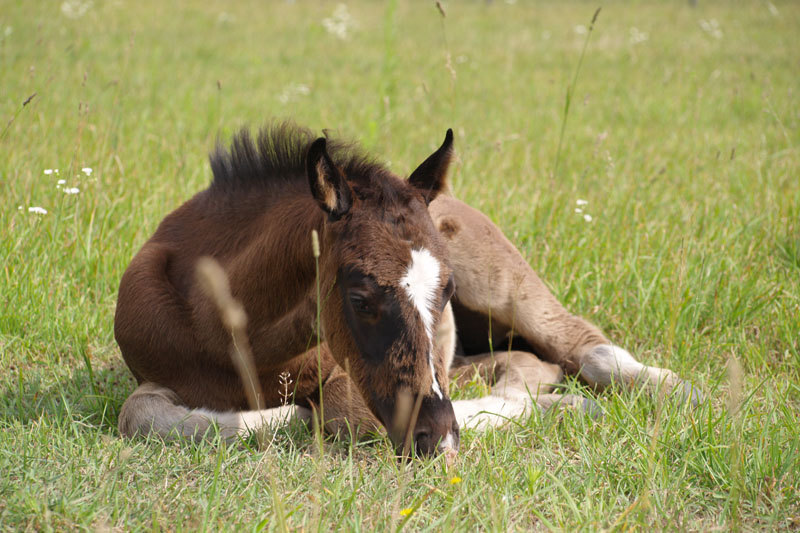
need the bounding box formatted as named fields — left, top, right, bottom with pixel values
left=400, top=248, right=444, bottom=400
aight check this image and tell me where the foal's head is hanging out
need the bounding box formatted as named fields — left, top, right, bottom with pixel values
left=307, top=130, right=458, bottom=456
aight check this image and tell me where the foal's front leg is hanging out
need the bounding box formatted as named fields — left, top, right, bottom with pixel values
left=118, top=382, right=312, bottom=442
left=429, top=196, right=700, bottom=405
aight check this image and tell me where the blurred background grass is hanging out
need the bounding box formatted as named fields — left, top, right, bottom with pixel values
left=1, top=0, right=798, bottom=529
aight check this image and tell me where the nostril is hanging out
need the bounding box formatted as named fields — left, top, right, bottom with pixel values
left=413, top=428, right=431, bottom=442
left=413, top=428, right=432, bottom=455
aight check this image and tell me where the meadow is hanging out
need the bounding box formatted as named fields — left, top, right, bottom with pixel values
left=1, top=0, right=799, bottom=530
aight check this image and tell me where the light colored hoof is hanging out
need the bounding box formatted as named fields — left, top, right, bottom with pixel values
left=293, top=405, right=313, bottom=423
left=675, top=380, right=703, bottom=407
left=541, top=394, right=603, bottom=420
left=581, top=397, right=604, bottom=419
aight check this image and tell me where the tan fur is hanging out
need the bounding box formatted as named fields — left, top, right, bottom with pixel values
left=428, top=195, right=690, bottom=402
left=118, top=193, right=697, bottom=443
left=117, top=126, right=697, bottom=449
left=316, top=159, right=338, bottom=212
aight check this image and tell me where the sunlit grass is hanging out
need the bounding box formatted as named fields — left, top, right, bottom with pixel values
left=1, top=0, right=799, bottom=529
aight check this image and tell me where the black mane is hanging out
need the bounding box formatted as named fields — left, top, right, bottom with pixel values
left=209, top=121, right=392, bottom=192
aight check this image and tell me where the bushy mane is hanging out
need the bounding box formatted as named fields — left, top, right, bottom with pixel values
left=209, top=121, right=391, bottom=191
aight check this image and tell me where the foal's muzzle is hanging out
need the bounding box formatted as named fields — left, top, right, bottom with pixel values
left=379, top=394, right=460, bottom=457
left=412, top=396, right=459, bottom=456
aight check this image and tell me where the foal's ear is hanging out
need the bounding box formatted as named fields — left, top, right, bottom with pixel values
left=306, top=137, right=353, bottom=220
left=408, top=129, right=454, bottom=205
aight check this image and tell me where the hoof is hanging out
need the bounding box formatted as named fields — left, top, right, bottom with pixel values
left=542, top=394, right=603, bottom=420
left=677, top=380, right=704, bottom=407
left=582, top=397, right=604, bottom=420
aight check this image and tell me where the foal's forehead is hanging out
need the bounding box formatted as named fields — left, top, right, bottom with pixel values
left=342, top=216, right=448, bottom=287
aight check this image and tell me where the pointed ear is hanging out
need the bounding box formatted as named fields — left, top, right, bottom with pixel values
left=306, top=137, right=352, bottom=220
left=408, top=129, right=454, bottom=204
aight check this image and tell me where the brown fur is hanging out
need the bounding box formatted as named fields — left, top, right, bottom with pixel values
left=115, top=123, right=460, bottom=453
left=116, top=125, right=699, bottom=451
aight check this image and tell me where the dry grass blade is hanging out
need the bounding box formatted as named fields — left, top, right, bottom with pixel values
left=196, top=256, right=264, bottom=413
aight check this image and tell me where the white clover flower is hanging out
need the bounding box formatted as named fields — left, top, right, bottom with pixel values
left=583, top=214, right=593, bottom=222
left=81, top=167, right=92, bottom=175
left=576, top=199, right=588, bottom=206
left=44, top=169, right=54, bottom=175
left=64, top=187, right=80, bottom=194
left=28, top=206, right=48, bottom=214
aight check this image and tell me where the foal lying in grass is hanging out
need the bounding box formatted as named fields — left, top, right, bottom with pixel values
left=116, top=122, right=699, bottom=456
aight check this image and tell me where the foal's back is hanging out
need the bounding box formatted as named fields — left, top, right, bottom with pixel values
left=114, top=128, right=329, bottom=410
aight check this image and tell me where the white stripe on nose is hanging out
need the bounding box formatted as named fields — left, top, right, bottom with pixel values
left=399, top=248, right=443, bottom=400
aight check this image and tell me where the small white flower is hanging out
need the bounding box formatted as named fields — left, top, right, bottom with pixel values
left=629, top=27, right=649, bottom=45
left=18, top=205, right=22, bottom=210
left=28, top=206, right=48, bottom=214
left=322, top=4, right=355, bottom=40
left=64, top=187, right=80, bottom=194
left=57, top=179, right=66, bottom=185
left=217, top=11, right=235, bottom=24
left=277, top=83, right=311, bottom=104
left=767, top=2, right=779, bottom=16
left=575, top=208, right=583, bottom=213
left=81, top=167, right=92, bottom=175
left=700, top=19, right=722, bottom=39
left=44, top=169, right=54, bottom=175
left=576, top=199, right=588, bottom=206
left=61, top=0, right=93, bottom=19
left=583, top=214, right=593, bottom=222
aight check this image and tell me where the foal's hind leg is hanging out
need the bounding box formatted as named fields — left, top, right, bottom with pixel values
left=430, top=196, right=699, bottom=404
left=118, top=382, right=311, bottom=442
left=448, top=351, right=601, bottom=427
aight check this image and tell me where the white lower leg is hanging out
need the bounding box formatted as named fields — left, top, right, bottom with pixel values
left=194, top=405, right=312, bottom=441
left=581, top=344, right=678, bottom=390
left=451, top=395, right=531, bottom=430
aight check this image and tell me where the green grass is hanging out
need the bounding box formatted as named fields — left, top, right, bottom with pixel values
left=2, top=0, right=799, bottom=529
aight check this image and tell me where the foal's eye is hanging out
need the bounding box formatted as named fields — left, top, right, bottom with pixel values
left=443, top=275, right=456, bottom=301
left=350, top=295, right=377, bottom=318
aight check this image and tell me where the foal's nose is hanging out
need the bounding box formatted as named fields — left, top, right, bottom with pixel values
left=413, top=396, right=460, bottom=456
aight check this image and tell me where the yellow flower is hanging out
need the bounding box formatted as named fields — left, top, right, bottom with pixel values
left=449, top=476, right=462, bottom=485
left=400, top=508, right=413, bottom=517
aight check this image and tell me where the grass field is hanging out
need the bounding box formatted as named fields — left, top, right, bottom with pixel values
left=2, top=0, right=799, bottom=530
